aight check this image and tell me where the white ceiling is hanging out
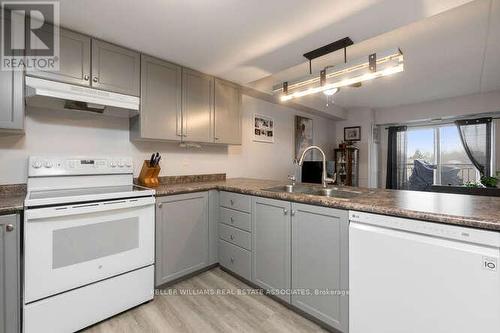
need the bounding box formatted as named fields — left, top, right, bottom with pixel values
left=250, top=0, right=500, bottom=110
left=55, top=0, right=498, bottom=112
left=57, top=0, right=473, bottom=85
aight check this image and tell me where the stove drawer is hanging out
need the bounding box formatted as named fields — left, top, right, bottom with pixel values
left=24, top=197, right=155, bottom=303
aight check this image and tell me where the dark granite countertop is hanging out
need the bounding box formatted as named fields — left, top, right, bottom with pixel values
left=155, top=178, right=500, bottom=232
left=0, top=184, right=26, bottom=215
left=2, top=177, right=500, bottom=231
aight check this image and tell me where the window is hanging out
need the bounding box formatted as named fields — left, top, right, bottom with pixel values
left=406, top=125, right=479, bottom=190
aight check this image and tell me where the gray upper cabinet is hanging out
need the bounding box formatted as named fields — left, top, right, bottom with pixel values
left=182, top=69, right=214, bottom=143
left=28, top=28, right=91, bottom=86
left=291, top=203, right=349, bottom=332
left=214, top=79, right=241, bottom=145
left=131, top=55, right=182, bottom=141
left=155, top=192, right=209, bottom=286
left=252, top=197, right=291, bottom=303
left=0, top=214, right=20, bottom=333
left=91, top=39, right=140, bottom=96
left=0, top=64, right=24, bottom=133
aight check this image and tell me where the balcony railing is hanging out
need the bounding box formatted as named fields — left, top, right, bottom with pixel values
left=405, top=162, right=478, bottom=185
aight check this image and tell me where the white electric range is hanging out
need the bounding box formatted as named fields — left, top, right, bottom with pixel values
left=23, top=156, right=155, bottom=333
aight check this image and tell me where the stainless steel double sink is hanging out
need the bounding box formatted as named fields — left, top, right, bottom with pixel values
left=262, top=184, right=363, bottom=199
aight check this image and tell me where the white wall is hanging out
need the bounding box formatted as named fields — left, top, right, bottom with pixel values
left=334, top=107, right=375, bottom=187
left=0, top=95, right=336, bottom=185
left=374, top=90, right=500, bottom=125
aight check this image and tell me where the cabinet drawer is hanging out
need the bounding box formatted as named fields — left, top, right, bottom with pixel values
left=219, top=191, right=250, bottom=212
left=218, top=239, right=251, bottom=280
left=219, top=207, right=251, bottom=232
left=218, top=223, right=251, bottom=250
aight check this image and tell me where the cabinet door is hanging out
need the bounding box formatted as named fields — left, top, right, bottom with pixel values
left=0, top=214, right=20, bottom=333
left=91, top=39, right=140, bottom=96
left=182, top=69, right=214, bottom=142
left=252, top=197, right=291, bottom=303
left=0, top=63, right=24, bottom=133
left=208, top=190, right=219, bottom=265
left=28, top=28, right=91, bottom=86
left=214, top=78, right=241, bottom=145
left=156, top=192, right=209, bottom=286
left=131, top=55, right=182, bottom=141
left=291, top=203, right=349, bottom=332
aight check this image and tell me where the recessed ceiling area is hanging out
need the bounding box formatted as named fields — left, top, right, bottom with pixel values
left=58, top=0, right=473, bottom=84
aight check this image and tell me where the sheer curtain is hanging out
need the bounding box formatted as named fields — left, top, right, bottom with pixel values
left=455, top=118, right=492, bottom=177
left=386, top=126, right=408, bottom=189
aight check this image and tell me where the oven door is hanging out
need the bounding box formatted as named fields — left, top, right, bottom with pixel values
left=24, top=196, right=155, bottom=303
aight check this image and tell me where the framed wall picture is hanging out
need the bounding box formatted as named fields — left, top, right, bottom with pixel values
left=344, top=126, right=361, bottom=141
left=295, top=115, right=313, bottom=160
left=253, top=114, right=274, bottom=143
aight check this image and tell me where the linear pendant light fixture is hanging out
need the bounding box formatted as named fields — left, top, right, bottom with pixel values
left=274, top=47, right=404, bottom=102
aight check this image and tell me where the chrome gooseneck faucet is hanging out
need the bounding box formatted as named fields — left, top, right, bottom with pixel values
left=297, top=146, right=336, bottom=188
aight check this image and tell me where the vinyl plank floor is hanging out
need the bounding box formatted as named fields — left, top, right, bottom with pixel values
left=82, top=267, right=329, bottom=333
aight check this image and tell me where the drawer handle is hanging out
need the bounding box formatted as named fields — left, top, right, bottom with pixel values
left=230, top=257, right=235, bottom=264
left=230, top=234, right=234, bottom=240
left=230, top=199, right=234, bottom=206
left=230, top=217, right=235, bottom=224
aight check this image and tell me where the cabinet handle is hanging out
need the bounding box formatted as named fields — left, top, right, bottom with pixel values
left=230, top=217, right=234, bottom=224
left=158, top=203, right=163, bottom=208
left=230, top=257, right=235, bottom=264
left=230, top=199, right=234, bottom=206
left=283, top=209, right=288, bottom=215
left=6, top=224, right=14, bottom=232
left=214, top=137, right=219, bottom=140
left=291, top=210, right=296, bottom=216
left=93, top=77, right=98, bottom=83
left=230, top=234, right=234, bottom=240
left=83, top=74, right=90, bottom=81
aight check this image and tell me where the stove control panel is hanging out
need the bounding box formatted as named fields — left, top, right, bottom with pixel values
left=28, top=156, right=134, bottom=176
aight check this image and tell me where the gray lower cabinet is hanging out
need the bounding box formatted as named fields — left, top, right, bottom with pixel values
left=291, top=203, right=349, bottom=332
left=182, top=69, right=214, bottom=143
left=91, top=39, right=140, bottom=96
left=214, top=79, right=241, bottom=145
left=252, top=197, right=291, bottom=303
left=28, top=28, right=91, bottom=86
left=155, top=192, right=209, bottom=286
left=130, top=55, right=182, bottom=141
left=0, top=214, right=20, bottom=333
left=0, top=60, right=24, bottom=133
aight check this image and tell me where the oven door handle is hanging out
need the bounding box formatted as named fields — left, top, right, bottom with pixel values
left=25, top=196, right=155, bottom=220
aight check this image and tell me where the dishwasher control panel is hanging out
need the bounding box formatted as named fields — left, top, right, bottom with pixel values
left=349, top=211, right=500, bottom=248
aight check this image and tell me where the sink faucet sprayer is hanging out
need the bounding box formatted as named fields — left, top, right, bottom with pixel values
left=297, top=146, right=336, bottom=188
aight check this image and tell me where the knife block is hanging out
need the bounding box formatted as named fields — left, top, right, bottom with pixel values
left=138, top=160, right=161, bottom=188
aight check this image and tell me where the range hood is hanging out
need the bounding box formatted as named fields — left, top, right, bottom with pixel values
left=25, top=76, right=140, bottom=117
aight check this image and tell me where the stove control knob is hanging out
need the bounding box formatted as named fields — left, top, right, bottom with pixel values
left=110, top=161, right=117, bottom=168
left=118, top=160, right=124, bottom=168
left=125, top=160, right=132, bottom=167
left=32, top=160, right=42, bottom=169
left=43, top=161, right=53, bottom=168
